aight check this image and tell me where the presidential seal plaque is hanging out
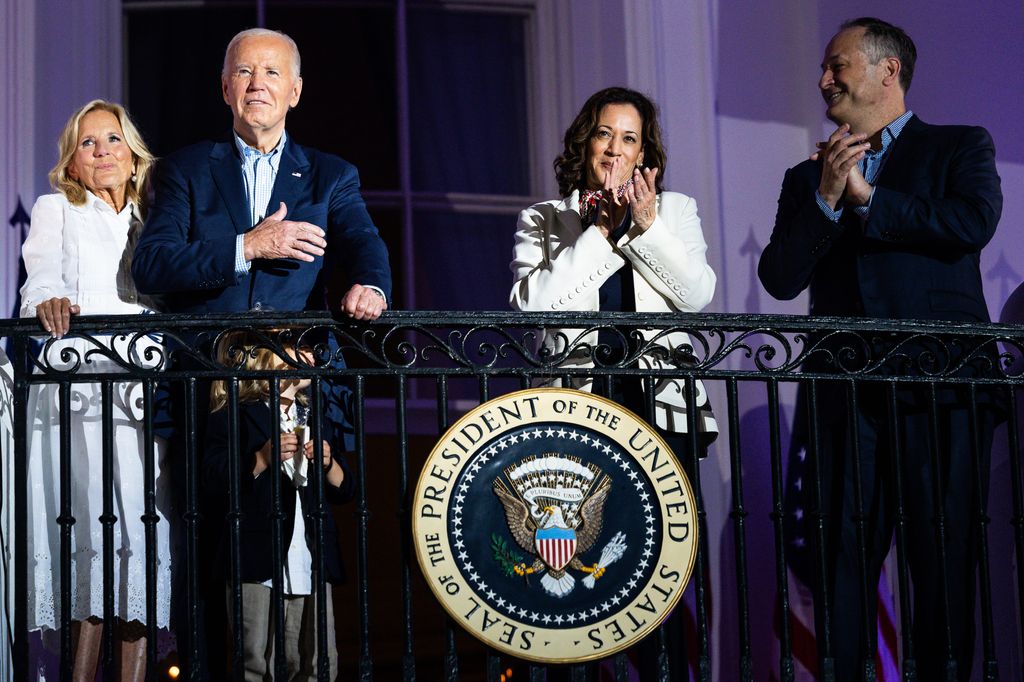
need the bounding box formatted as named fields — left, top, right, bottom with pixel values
left=412, top=388, right=698, bottom=663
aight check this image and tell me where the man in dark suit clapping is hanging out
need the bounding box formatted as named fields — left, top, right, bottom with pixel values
left=759, top=17, right=1002, bottom=681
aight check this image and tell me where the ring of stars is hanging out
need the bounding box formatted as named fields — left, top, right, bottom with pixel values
left=449, top=425, right=661, bottom=627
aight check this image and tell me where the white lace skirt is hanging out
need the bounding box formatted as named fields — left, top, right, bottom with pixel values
left=24, top=336, right=173, bottom=629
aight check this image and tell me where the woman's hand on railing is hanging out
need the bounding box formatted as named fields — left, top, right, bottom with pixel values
left=35, top=297, right=80, bottom=339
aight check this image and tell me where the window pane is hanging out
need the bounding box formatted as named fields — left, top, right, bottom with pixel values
left=408, top=9, right=529, bottom=195
left=266, top=4, right=399, bottom=190
left=323, top=208, right=404, bottom=309
left=412, top=210, right=514, bottom=311
left=126, top=8, right=256, bottom=156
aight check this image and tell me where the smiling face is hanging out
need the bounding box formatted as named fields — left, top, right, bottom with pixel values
left=222, top=34, right=303, bottom=151
left=68, top=109, right=135, bottom=209
left=819, top=27, right=893, bottom=132
left=585, top=103, right=645, bottom=190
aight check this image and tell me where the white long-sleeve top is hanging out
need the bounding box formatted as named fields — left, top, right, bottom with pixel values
left=509, top=190, right=718, bottom=435
left=511, top=190, right=716, bottom=314
left=19, top=192, right=154, bottom=318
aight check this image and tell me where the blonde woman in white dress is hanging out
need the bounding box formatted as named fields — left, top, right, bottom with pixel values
left=19, top=100, right=172, bottom=682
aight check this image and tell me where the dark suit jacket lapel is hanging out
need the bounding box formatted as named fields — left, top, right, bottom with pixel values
left=209, top=139, right=251, bottom=235
left=875, top=114, right=925, bottom=190
left=268, top=138, right=311, bottom=217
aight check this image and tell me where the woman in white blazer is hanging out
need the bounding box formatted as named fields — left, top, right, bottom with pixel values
left=20, top=100, right=171, bottom=681
left=510, top=87, right=718, bottom=445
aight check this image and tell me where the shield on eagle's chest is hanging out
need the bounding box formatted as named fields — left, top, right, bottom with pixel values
left=535, top=526, right=577, bottom=572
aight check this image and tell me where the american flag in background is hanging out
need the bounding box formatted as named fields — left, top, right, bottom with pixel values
left=598, top=601, right=702, bottom=681
left=775, top=386, right=900, bottom=680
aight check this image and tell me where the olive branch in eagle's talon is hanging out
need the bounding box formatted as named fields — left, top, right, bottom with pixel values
left=491, top=534, right=526, bottom=578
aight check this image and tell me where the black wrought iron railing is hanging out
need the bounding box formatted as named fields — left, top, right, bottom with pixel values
left=1, top=311, right=1022, bottom=682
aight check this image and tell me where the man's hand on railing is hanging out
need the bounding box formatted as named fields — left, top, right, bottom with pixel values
left=340, top=284, right=387, bottom=321
left=35, top=297, right=80, bottom=339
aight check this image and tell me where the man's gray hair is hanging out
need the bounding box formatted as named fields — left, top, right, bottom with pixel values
left=840, top=17, right=916, bottom=93
left=222, top=28, right=301, bottom=77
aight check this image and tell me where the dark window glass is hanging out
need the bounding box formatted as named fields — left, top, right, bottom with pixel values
left=125, top=8, right=256, bottom=156
left=412, top=210, right=513, bottom=311
left=126, top=5, right=398, bottom=191
left=407, top=9, right=529, bottom=195
left=323, top=208, right=403, bottom=310
left=266, top=4, right=398, bottom=190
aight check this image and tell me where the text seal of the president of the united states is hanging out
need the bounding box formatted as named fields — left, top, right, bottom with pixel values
left=413, top=388, right=698, bottom=663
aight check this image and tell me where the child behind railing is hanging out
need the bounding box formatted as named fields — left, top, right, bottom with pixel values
left=203, top=331, right=353, bottom=680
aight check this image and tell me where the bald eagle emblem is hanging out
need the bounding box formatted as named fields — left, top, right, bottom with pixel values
left=493, top=454, right=627, bottom=598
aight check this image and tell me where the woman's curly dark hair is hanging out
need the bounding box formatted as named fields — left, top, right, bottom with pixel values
left=554, top=87, right=667, bottom=198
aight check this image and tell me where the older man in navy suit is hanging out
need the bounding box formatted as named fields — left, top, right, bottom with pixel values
left=759, top=17, right=1001, bottom=681
left=132, top=27, right=391, bottom=677
left=133, top=28, right=390, bottom=315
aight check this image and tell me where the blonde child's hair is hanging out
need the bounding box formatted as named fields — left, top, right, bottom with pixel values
left=209, top=330, right=311, bottom=413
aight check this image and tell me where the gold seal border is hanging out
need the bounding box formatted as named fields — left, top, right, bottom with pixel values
left=412, top=387, right=698, bottom=664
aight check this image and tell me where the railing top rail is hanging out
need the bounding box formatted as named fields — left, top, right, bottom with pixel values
left=2, top=310, right=1021, bottom=384
left=0, top=310, right=1022, bottom=338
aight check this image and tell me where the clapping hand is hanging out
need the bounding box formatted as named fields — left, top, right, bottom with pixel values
left=596, top=161, right=660, bottom=237
left=595, top=157, right=627, bottom=238
left=814, top=124, right=873, bottom=208
left=625, top=166, right=659, bottom=231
